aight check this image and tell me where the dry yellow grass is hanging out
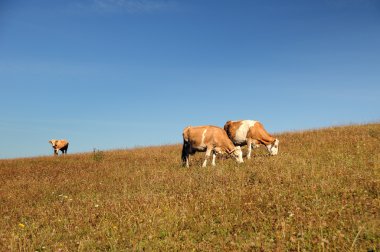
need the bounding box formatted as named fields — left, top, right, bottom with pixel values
left=0, top=124, right=379, bottom=251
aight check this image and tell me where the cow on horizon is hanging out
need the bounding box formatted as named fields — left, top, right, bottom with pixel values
left=48, top=139, right=69, bottom=156
left=224, top=120, right=279, bottom=159
left=182, top=125, right=243, bottom=167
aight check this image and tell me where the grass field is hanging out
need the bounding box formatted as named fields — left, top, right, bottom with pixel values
left=0, top=124, right=379, bottom=251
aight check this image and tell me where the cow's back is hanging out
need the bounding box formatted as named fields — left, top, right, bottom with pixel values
left=57, top=140, right=69, bottom=149
left=203, top=126, right=227, bottom=146
left=184, top=125, right=232, bottom=149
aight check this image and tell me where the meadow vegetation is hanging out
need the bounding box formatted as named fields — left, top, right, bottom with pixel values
left=0, top=124, right=379, bottom=251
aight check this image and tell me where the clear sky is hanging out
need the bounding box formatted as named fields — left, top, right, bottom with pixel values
left=1, top=0, right=379, bottom=159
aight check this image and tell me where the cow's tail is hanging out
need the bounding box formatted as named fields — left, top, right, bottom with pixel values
left=181, top=126, right=190, bottom=164
left=181, top=139, right=189, bottom=164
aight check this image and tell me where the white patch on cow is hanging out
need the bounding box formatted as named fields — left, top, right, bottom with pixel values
left=267, top=139, right=279, bottom=155
left=200, top=128, right=207, bottom=147
left=234, top=120, right=257, bottom=144
left=234, top=146, right=244, bottom=163
left=193, top=128, right=208, bottom=152
left=271, top=139, right=279, bottom=155
left=266, top=144, right=272, bottom=153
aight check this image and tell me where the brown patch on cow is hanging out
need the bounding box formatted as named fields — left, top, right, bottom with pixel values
left=224, top=120, right=243, bottom=141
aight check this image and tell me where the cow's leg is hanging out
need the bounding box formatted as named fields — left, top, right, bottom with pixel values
left=182, top=142, right=191, bottom=167
left=185, top=149, right=191, bottom=168
left=54, top=149, right=58, bottom=155
left=182, top=152, right=190, bottom=168
left=185, top=151, right=190, bottom=168
left=211, top=151, right=217, bottom=166
left=246, top=139, right=252, bottom=159
left=202, top=148, right=212, bottom=167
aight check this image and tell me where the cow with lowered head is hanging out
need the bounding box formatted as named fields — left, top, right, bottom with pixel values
left=182, top=125, right=243, bottom=167
left=224, top=120, right=279, bottom=159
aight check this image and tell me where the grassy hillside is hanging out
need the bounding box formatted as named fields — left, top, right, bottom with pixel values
left=0, top=124, right=379, bottom=251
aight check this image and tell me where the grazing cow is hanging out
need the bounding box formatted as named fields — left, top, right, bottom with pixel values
left=224, top=120, right=279, bottom=159
left=48, top=139, right=69, bottom=155
left=182, top=125, right=243, bottom=167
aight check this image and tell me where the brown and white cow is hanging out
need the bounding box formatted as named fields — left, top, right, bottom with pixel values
left=224, top=120, right=279, bottom=159
left=48, top=139, right=69, bottom=155
left=181, top=125, right=243, bottom=167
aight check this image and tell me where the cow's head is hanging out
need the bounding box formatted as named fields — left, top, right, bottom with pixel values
left=266, top=138, right=279, bottom=155
left=49, top=139, right=57, bottom=146
left=49, top=139, right=59, bottom=155
left=230, top=146, right=244, bottom=163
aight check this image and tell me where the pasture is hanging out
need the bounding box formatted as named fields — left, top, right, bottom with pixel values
left=0, top=124, right=379, bottom=251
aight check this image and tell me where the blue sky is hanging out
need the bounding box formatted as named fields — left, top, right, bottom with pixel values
left=0, top=0, right=379, bottom=158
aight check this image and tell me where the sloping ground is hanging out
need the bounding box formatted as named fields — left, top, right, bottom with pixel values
left=0, top=124, right=379, bottom=251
